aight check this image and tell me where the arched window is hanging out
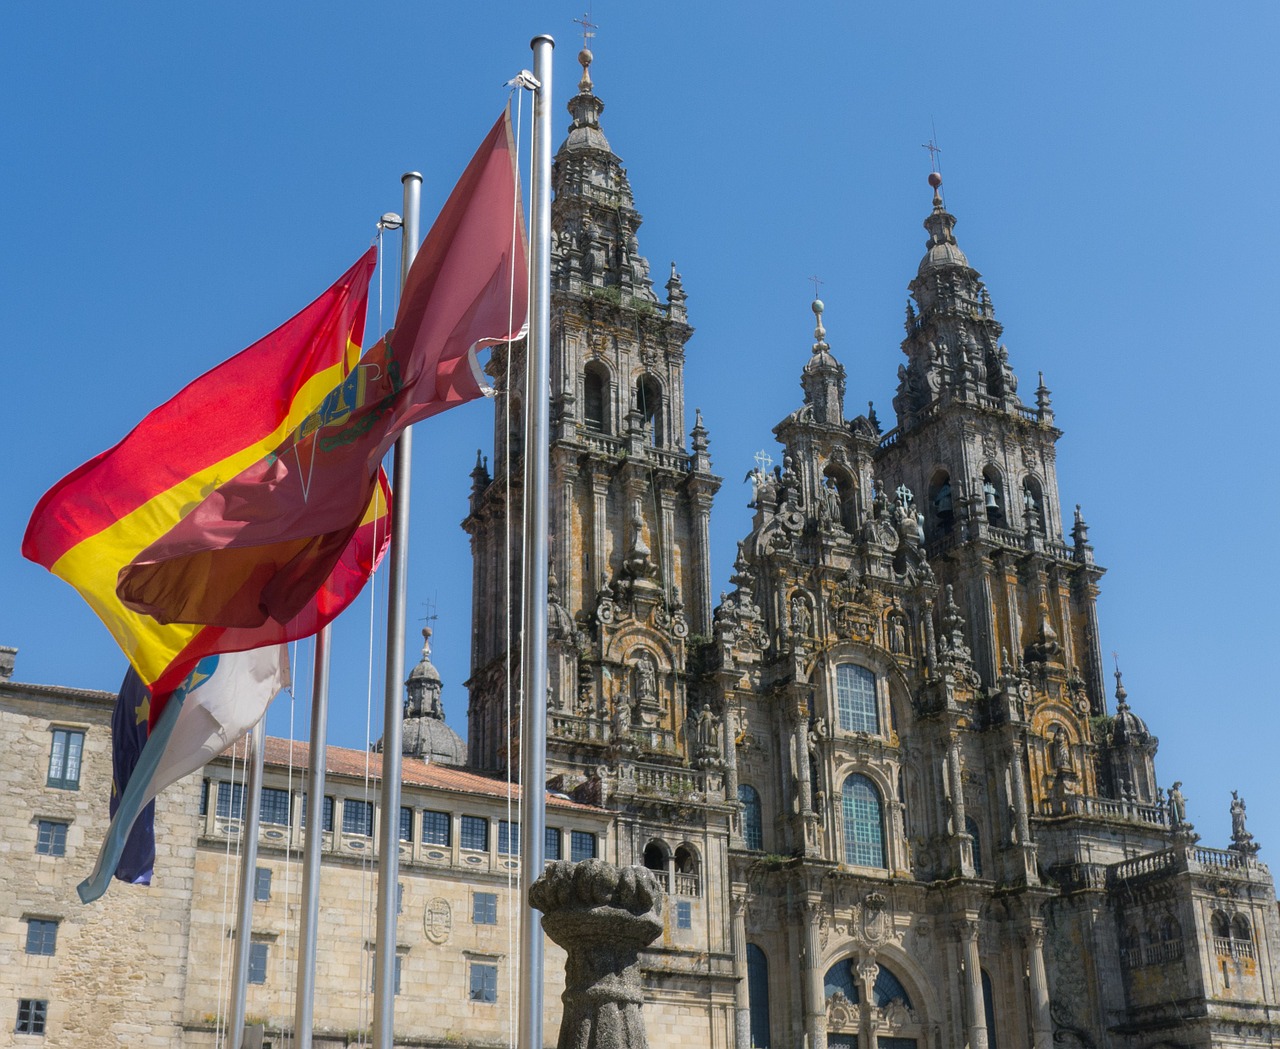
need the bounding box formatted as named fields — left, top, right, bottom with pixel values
left=965, top=815, right=983, bottom=879
left=1231, top=914, right=1252, bottom=944
left=746, top=944, right=771, bottom=1048
left=673, top=844, right=700, bottom=897
left=836, top=664, right=879, bottom=735
left=823, top=959, right=913, bottom=1008
left=928, top=470, right=954, bottom=536
left=1211, top=911, right=1231, bottom=940
left=981, top=969, right=999, bottom=1049
left=635, top=374, right=663, bottom=448
left=841, top=774, right=886, bottom=868
left=982, top=466, right=1005, bottom=527
left=583, top=364, right=608, bottom=433
left=738, top=784, right=763, bottom=851
left=642, top=840, right=669, bottom=883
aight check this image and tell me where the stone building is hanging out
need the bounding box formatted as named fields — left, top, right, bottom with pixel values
left=3, top=47, right=1279, bottom=1049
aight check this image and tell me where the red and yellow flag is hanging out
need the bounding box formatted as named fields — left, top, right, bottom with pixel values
left=23, top=249, right=381, bottom=719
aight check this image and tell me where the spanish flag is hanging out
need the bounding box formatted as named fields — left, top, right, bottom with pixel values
left=22, top=250, right=383, bottom=721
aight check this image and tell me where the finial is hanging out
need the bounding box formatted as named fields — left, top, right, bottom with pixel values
left=573, top=11, right=598, bottom=92
left=1112, top=652, right=1128, bottom=708
left=927, top=170, right=943, bottom=208
left=811, top=296, right=829, bottom=353
left=421, top=626, right=433, bottom=656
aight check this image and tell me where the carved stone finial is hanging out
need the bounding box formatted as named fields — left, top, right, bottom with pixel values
left=530, top=860, right=664, bottom=1048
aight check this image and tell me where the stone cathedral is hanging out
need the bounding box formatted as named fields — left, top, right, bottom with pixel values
left=463, top=50, right=1280, bottom=1049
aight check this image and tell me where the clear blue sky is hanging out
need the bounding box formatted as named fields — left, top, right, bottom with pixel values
left=4, top=3, right=1277, bottom=858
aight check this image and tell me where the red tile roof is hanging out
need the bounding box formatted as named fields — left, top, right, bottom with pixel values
left=221, top=735, right=598, bottom=813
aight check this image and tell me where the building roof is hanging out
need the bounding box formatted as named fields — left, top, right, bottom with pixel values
left=226, top=735, right=599, bottom=813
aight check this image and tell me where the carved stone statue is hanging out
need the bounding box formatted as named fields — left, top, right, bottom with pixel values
left=1050, top=726, right=1073, bottom=773
left=889, top=614, right=908, bottom=655
left=790, top=595, right=812, bottom=637
left=1167, top=781, right=1187, bottom=827
left=634, top=656, right=656, bottom=705
left=1228, top=791, right=1258, bottom=853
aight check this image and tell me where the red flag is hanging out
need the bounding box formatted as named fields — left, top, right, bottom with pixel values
left=118, top=110, right=528, bottom=629
left=23, top=251, right=384, bottom=719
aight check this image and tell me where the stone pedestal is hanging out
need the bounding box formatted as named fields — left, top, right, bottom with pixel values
left=530, top=859, right=664, bottom=1049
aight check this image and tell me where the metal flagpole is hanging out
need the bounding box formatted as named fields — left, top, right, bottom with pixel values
left=293, top=626, right=331, bottom=1049
left=372, top=170, right=421, bottom=1049
left=517, top=33, right=554, bottom=1049
left=228, top=717, right=267, bottom=1049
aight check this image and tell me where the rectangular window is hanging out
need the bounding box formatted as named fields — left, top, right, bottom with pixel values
left=216, top=781, right=245, bottom=820
left=248, top=942, right=268, bottom=984
left=342, top=800, right=374, bottom=837
left=460, top=816, right=489, bottom=852
left=254, top=866, right=271, bottom=902
left=35, top=820, right=67, bottom=857
left=498, top=820, right=519, bottom=856
left=300, top=794, right=335, bottom=832
left=836, top=663, right=880, bottom=735
left=472, top=892, right=498, bottom=925
left=16, top=999, right=47, bottom=1035
left=47, top=728, right=85, bottom=789
left=368, top=954, right=403, bottom=995
left=25, top=919, right=58, bottom=956
left=200, top=779, right=209, bottom=816
left=544, top=826, right=562, bottom=861
left=570, top=831, right=597, bottom=862
left=469, top=962, right=498, bottom=1003
left=259, top=787, right=291, bottom=827
left=422, top=810, right=451, bottom=846
left=676, top=901, right=692, bottom=930
left=399, top=806, right=413, bottom=842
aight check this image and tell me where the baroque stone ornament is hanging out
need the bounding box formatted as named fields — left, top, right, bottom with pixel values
left=530, top=860, right=665, bottom=1049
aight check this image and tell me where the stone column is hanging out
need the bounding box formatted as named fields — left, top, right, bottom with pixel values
left=957, top=918, right=989, bottom=1049
left=856, top=957, right=880, bottom=1049
left=731, top=889, right=750, bottom=1049
left=1026, top=924, right=1053, bottom=1049
left=591, top=469, right=609, bottom=596
left=530, top=859, right=664, bottom=1049
left=692, top=497, right=713, bottom=632
left=794, top=709, right=814, bottom=817
left=722, top=703, right=741, bottom=827
left=801, top=899, right=827, bottom=1049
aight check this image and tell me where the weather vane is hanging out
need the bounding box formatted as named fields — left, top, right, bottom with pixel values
left=572, top=10, right=598, bottom=50
left=922, top=138, right=942, bottom=173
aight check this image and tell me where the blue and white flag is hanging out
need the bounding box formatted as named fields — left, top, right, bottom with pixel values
left=80, top=645, right=289, bottom=903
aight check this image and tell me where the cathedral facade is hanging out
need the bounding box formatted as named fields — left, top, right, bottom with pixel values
left=3, top=51, right=1278, bottom=1049
left=462, top=49, right=1280, bottom=1049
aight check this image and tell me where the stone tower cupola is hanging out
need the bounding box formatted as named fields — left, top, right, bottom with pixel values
left=800, top=298, right=846, bottom=426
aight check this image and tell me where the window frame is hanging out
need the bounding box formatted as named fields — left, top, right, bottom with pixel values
left=460, top=815, right=489, bottom=852
left=469, top=962, right=498, bottom=1003
left=544, top=826, right=562, bottom=861
left=47, top=727, right=85, bottom=790
left=247, top=941, right=268, bottom=985
left=16, top=999, right=47, bottom=1036
left=675, top=900, right=692, bottom=930
left=841, top=773, right=887, bottom=869
left=35, top=820, right=68, bottom=857
left=422, top=809, right=451, bottom=847
left=24, top=918, right=58, bottom=956
left=342, top=799, right=374, bottom=837
left=570, top=831, right=596, bottom=862
left=472, top=891, right=498, bottom=925
left=259, top=787, right=291, bottom=827
left=498, top=819, right=520, bottom=856
left=738, top=784, right=763, bottom=851
left=835, top=663, right=879, bottom=736
left=253, top=866, right=272, bottom=902
left=399, top=806, right=414, bottom=843
left=216, top=781, right=246, bottom=820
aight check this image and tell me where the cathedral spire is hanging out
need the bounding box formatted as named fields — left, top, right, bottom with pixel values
left=800, top=297, right=846, bottom=426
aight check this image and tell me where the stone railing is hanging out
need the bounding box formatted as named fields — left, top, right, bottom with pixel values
left=645, top=446, right=692, bottom=472
left=1123, top=939, right=1184, bottom=969
left=878, top=427, right=900, bottom=449
left=1214, top=937, right=1256, bottom=960
left=673, top=872, right=700, bottom=898
left=1110, top=845, right=1271, bottom=887
left=582, top=432, right=624, bottom=457
left=631, top=762, right=702, bottom=801
left=1042, top=794, right=1169, bottom=828
left=550, top=713, right=610, bottom=745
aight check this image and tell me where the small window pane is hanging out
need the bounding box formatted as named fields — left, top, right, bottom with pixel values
left=200, top=779, right=209, bottom=816
left=216, top=782, right=246, bottom=820
left=836, top=664, right=879, bottom=735
left=676, top=901, right=692, bottom=930
left=470, top=962, right=498, bottom=1003
left=461, top=816, right=489, bottom=852
left=299, top=793, right=335, bottom=832
left=841, top=774, right=886, bottom=868
left=25, top=919, right=58, bottom=956
left=739, top=785, right=763, bottom=851
left=399, top=807, right=413, bottom=842
left=422, top=810, right=451, bottom=846
left=254, top=867, right=272, bottom=902
left=248, top=942, right=268, bottom=984
left=570, top=831, right=596, bottom=862
left=473, top=892, right=498, bottom=925
left=16, top=999, right=47, bottom=1035
left=48, top=728, right=85, bottom=789
left=544, top=826, right=562, bottom=861
left=498, top=820, right=520, bottom=856
left=342, top=800, right=374, bottom=837
left=259, top=788, right=290, bottom=827
left=36, top=820, right=68, bottom=857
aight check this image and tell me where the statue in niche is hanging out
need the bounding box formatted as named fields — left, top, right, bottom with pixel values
left=823, top=477, right=843, bottom=525
left=889, top=613, right=908, bottom=655
left=1050, top=726, right=1073, bottom=773
left=614, top=690, right=633, bottom=736
left=634, top=655, right=657, bottom=706
left=1229, top=790, right=1258, bottom=853
left=790, top=594, right=812, bottom=637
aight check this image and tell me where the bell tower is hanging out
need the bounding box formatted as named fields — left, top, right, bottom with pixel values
left=462, top=48, right=722, bottom=783
left=877, top=172, right=1109, bottom=815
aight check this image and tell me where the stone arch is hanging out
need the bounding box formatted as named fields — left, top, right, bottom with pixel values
left=634, top=372, right=664, bottom=447
left=582, top=359, right=611, bottom=433
left=981, top=463, right=1006, bottom=527
left=673, top=841, right=701, bottom=896
left=820, top=947, right=938, bottom=1043
left=822, top=461, right=859, bottom=530
left=927, top=468, right=954, bottom=536
left=1021, top=474, right=1046, bottom=534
